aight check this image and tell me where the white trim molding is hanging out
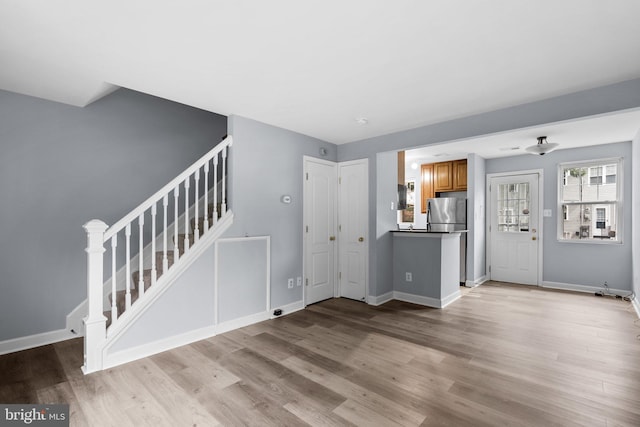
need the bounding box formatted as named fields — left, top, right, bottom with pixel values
left=103, top=302, right=306, bottom=370
left=367, top=292, right=394, bottom=306
left=271, top=300, right=305, bottom=319
left=542, top=281, right=629, bottom=295
left=465, top=275, right=488, bottom=288
left=632, top=297, right=640, bottom=319
left=104, top=324, right=217, bottom=370
left=0, top=328, right=76, bottom=356
left=368, top=290, right=463, bottom=308
left=440, top=290, right=463, bottom=308
left=217, top=311, right=271, bottom=335
left=393, top=290, right=461, bottom=309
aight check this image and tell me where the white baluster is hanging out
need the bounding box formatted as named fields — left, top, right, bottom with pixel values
left=163, top=194, right=169, bottom=272
left=151, top=204, right=157, bottom=286
left=82, top=219, right=108, bottom=374
left=174, top=187, right=179, bottom=261
left=111, top=234, right=118, bottom=322
left=204, top=161, right=210, bottom=233
left=213, top=155, right=219, bottom=225
left=222, top=146, right=227, bottom=214
left=138, top=213, right=145, bottom=297
left=125, top=223, right=132, bottom=309
left=194, top=171, right=200, bottom=242
left=184, top=178, right=190, bottom=252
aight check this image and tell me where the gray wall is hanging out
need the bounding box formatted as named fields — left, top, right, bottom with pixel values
left=217, top=237, right=268, bottom=322
left=632, top=131, right=640, bottom=303
left=225, top=115, right=337, bottom=309
left=0, top=89, right=227, bottom=341
left=338, top=78, right=640, bottom=297
left=107, top=236, right=270, bottom=354
left=467, top=154, right=487, bottom=284
left=374, top=151, right=398, bottom=297
left=108, top=244, right=216, bottom=352
left=486, top=142, right=633, bottom=290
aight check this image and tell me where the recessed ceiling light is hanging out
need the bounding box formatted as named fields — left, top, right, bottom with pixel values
left=499, top=146, right=521, bottom=151
left=355, top=117, right=369, bottom=125
left=411, top=162, right=418, bottom=170
left=433, top=153, right=450, bottom=157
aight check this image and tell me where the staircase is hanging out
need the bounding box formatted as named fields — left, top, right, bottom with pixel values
left=82, top=136, right=233, bottom=374
left=104, top=204, right=219, bottom=327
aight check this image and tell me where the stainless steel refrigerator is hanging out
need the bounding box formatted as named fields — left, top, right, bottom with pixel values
left=426, top=197, right=467, bottom=284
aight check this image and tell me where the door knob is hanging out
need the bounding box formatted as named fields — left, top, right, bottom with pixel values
left=532, top=236, right=537, bottom=241
left=358, top=237, right=364, bottom=242
left=329, top=236, right=336, bottom=241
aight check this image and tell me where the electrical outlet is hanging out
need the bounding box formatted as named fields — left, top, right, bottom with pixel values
left=296, top=277, right=302, bottom=287
left=287, top=278, right=294, bottom=289
left=406, top=272, right=412, bottom=282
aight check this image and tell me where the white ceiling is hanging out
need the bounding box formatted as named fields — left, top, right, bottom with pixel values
left=405, top=108, right=640, bottom=162
left=1, top=1, right=640, bottom=145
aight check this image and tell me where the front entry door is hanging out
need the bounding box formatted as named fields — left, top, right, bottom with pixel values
left=338, top=160, right=368, bottom=301
left=304, top=158, right=337, bottom=305
left=489, top=173, right=540, bottom=285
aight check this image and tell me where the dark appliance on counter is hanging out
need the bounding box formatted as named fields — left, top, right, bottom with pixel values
left=426, top=197, right=467, bottom=284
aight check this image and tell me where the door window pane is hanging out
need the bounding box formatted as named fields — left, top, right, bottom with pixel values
left=496, top=182, right=530, bottom=233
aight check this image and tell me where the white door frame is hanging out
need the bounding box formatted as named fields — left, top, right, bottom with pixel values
left=337, top=158, right=369, bottom=302
left=303, top=156, right=339, bottom=306
left=302, top=156, right=369, bottom=306
left=486, top=169, right=544, bottom=286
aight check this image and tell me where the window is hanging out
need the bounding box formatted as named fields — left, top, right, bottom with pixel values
left=558, top=158, right=622, bottom=243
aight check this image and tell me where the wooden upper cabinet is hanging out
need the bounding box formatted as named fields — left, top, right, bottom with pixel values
left=421, top=159, right=467, bottom=211
left=433, top=161, right=453, bottom=192
left=421, top=164, right=434, bottom=213
left=452, top=159, right=467, bottom=191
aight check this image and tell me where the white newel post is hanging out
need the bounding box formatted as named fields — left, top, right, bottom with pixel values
left=82, top=219, right=108, bottom=374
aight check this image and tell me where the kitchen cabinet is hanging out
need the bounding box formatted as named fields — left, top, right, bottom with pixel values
left=420, top=164, right=434, bottom=213
left=421, top=159, right=467, bottom=213
left=452, top=159, right=467, bottom=191
left=434, top=162, right=453, bottom=192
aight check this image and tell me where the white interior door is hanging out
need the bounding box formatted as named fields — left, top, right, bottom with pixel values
left=489, top=173, right=540, bottom=285
left=338, top=160, right=368, bottom=301
left=304, top=158, right=337, bottom=305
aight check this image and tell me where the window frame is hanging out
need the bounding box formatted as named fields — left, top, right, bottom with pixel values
left=557, top=157, right=623, bottom=244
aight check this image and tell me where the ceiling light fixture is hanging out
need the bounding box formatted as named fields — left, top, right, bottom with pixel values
left=525, top=136, right=558, bottom=155
left=411, top=162, right=418, bottom=170
left=355, top=117, right=369, bottom=125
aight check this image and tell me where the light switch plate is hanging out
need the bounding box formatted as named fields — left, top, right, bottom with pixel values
left=543, top=209, right=552, bottom=217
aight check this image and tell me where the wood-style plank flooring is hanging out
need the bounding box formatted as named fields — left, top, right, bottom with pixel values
left=1, top=282, right=639, bottom=426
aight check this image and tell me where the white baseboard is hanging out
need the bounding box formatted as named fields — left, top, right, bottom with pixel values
left=368, top=290, right=463, bottom=309
left=103, top=306, right=300, bottom=371
left=367, top=291, right=394, bottom=306
left=0, top=328, right=77, bottom=356
left=393, top=291, right=442, bottom=308
left=216, top=311, right=271, bottom=335
left=441, top=290, right=462, bottom=308
left=104, top=324, right=217, bottom=370
left=541, top=281, right=629, bottom=295
left=465, top=275, right=488, bottom=288
left=632, top=297, right=640, bottom=319
left=271, top=300, right=304, bottom=319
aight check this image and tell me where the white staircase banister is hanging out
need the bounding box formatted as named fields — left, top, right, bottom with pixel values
left=104, top=135, right=232, bottom=242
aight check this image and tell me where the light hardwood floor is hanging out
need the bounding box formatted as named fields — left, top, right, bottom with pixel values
left=1, top=282, right=639, bottom=426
